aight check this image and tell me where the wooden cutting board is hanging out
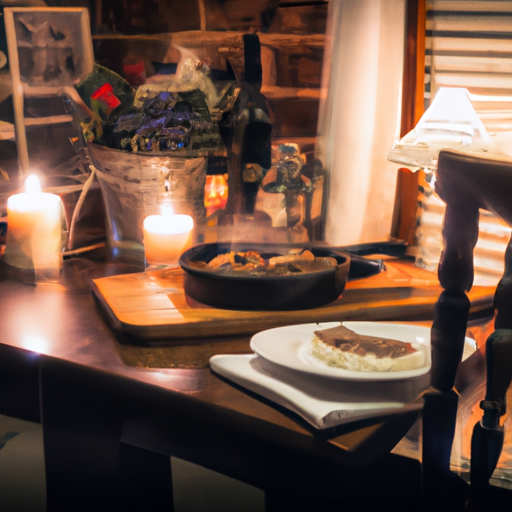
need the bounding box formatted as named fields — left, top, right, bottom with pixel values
left=91, top=258, right=495, bottom=343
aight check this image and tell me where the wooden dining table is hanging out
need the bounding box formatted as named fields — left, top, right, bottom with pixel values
left=0, top=247, right=500, bottom=511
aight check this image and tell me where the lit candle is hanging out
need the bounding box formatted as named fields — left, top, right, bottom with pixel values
left=143, top=205, right=194, bottom=266
left=4, top=175, right=63, bottom=278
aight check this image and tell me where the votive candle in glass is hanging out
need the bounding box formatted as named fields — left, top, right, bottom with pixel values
left=143, top=206, right=194, bottom=266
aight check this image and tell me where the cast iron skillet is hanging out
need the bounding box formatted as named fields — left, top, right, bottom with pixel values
left=179, top=242, right=351, bottom=311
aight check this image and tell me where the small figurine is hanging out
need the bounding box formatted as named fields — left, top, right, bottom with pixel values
left=263, top=143, right=312, bottom=241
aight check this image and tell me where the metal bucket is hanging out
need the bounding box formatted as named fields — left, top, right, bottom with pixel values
left=87, top=142, right=207, bottom=265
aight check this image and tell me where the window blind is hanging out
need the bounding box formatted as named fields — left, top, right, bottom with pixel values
left=425, top=0, right=512, bottom=137
left=418, top=1, right=512, bottom=285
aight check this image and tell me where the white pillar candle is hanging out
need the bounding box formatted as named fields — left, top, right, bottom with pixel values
left=4, top=175, right=63, bottom=277
left=143, top=207, right=194, bottom=266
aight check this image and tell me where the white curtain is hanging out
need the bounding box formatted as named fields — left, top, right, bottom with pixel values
left=317, top=0, right=406, bottom=245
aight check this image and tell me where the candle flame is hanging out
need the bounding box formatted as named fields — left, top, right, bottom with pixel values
left=160, top=203, right=174, bottom=216
left=25, top=175, right=41, bottom=194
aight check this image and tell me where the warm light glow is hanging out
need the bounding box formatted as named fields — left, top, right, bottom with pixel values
left=160, top=203, right=174, bottom=216
left=4, top=175, right=63, bottom=276
left=25, top=174, right=41, bottom=194
left=143, top=211, right=194, bottom=265
left=204, top=174, right=228, bottom=216
left=21, top=334, right=49, bottom=353
left=143, top=214, right=193, bottom=235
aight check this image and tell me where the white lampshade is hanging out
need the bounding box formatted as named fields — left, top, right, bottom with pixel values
left=388, top=87, right=498, bottom=168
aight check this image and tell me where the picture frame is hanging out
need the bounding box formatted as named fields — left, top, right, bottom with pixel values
left=4, top=7, right=94, bottom=90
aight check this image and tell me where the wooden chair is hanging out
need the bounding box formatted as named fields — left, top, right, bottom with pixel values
left=423, top=149, right=512, bottom=512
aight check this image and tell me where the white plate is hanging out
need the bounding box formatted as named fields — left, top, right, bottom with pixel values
left=250, top=321, right=433, bottom=381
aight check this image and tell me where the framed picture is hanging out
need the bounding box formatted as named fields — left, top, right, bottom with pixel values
left=3, top=7, right=94, bottom=175
left=4, top=7, right=94, bottom=89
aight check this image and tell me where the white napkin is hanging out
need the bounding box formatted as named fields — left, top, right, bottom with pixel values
left=210, top=354, right=428, bottom=430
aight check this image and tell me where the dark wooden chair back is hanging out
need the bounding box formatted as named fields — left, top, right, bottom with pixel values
left=423, top=149, right=512, bottom=512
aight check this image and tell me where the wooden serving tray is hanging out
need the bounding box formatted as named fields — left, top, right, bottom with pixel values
left=91, top=258, right=495, bottom=343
